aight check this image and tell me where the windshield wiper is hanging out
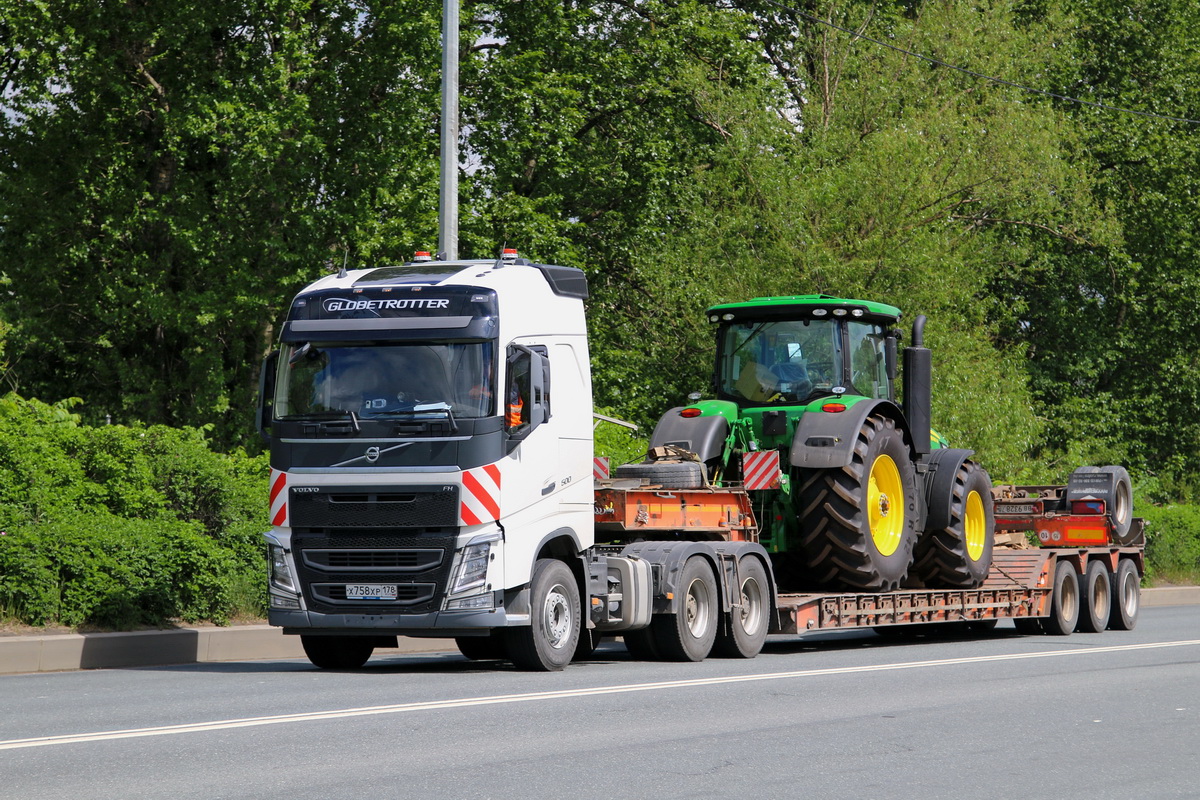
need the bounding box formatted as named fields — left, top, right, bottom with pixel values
left=282, top=409, right=361, bottom=431
left=373, top=402, right=458, bottom=432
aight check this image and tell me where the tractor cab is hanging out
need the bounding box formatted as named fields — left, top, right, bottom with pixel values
left=709, top=295, right=902, bottom=408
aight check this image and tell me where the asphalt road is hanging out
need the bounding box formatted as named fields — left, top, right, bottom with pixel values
left=3, top=607, right=1198, bottom=800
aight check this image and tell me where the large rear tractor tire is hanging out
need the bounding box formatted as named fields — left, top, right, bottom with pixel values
left=913, top=460, right=995, bottom=588
left=651, top=557, right=719, bottom=661
left=713, top=557, right=770, bottom=659
left=300, top=635, right=375, bottom=669
left=1109, top=559, right=1141, bottom=630
left=796, top=415, right=919, bottom=591
left=1042, top=561, right=1080, bottom=636
left=505, top=559, right=580, bottom=671
left=1077, top=559, right=1112, bottom=633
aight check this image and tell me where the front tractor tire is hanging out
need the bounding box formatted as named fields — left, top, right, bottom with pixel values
left=505, top=558, right=581, bottom=671
left=797, top=415, right=919, bottom=591
left=913, top=460, right=996, bottom=588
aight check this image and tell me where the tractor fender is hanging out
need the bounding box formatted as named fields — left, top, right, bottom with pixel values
left=619, top=540, right=776, bottom=618
left=788, top=398, right=910, bottom=469
left=922, top=448, right=976, bottom=531
left=648, top=409, right=730, bottom=464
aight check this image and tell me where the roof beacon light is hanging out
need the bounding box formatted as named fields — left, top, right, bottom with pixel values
left=501, top=248, right=519, bottom=261
left=413, top=251, right=433, bottom=262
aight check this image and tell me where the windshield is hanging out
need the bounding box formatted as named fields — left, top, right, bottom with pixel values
left=274, top=341, right=495, bottom=420
left=717, top=319, right=840, bottom=404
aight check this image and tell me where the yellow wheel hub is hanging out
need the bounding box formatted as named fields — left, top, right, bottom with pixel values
left=965, top=490, right=987, bottom=562
left=868, top=454, right=904, bottom=556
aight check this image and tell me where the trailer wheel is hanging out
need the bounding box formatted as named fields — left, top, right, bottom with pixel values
left=914, top=460, right=995, bottom=588
left=652, top=557, right=718, bottom=661
left=455, top=632, right=507, bottom=661
left=1109, top=559, right=1141, bottom=630
left=300, top=635, right=374, bottom=669
left=622, top=627, right=660, bottom=660
left=1077, top=559, right=1112, bottom=633
left=1042, top=561, right=1080, bottom=636
left=505, top=559, right=580, bottom=671
left=797, top=415, right=919, bottom=591
left=713, top=557, right=770, bottom=658
left=1100, top=465, right=1135, bottom=544
left=614, top=460, right=705, bottom=488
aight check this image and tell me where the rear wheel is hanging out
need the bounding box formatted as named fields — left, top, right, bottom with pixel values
left=1109, top=559, right=1141, bottom=630
left=1042, top=561, right=1080, bottom=636
left=797, top=415, right=919, bottom=591
left=300, top=635, right=374, bottom=669
left=652, top=557, right=718, bottom=661
left=913, top=460, right=995, bottom=588
left=505, top=559, right=580, bottom=671
left=1077, top=559, right=1111, bottom=633
left=713, top=557, right=770, bottom=658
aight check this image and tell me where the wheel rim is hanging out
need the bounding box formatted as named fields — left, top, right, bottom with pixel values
left=543, top=583, right=573, bottom=650
left=735, top=577, right=764, bottom=634
left=964, top=490, right=987, bottom=562
left=1121, top=569, right=1139, bottom=616
left=684, top=576, right=713, bottom=638
left=1113, top=480, right=1131, bottom=526
left=1061, top=572, right=1078, bottom=620
left=1092, top=569, right=1110, bottom=618
left=868, top=454, right=904, bottom=556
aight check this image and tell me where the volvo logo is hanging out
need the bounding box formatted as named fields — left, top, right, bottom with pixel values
left=365, top=446, right=381, bottom=463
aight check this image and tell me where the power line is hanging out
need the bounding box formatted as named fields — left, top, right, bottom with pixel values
left=756, top=0, right=1200, bottom=126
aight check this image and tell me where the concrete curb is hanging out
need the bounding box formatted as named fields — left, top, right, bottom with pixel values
left=2, top=587, right=1197, bottom=676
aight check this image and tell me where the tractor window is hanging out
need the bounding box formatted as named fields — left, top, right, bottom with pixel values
left=848, top=323, right=891, bottom=400
left=717, top=319, right=839, bottom=404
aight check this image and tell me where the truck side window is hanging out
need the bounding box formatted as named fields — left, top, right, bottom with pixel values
left=505, top=345, right=551, bottom=434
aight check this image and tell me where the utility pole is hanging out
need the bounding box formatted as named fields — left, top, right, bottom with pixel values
left=438, top=0, right=459, bottom=260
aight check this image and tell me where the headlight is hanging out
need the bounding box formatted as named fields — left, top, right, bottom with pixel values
left=450, top=540, right=493, bottom=595
left=269, top=544, right=296, bottom=592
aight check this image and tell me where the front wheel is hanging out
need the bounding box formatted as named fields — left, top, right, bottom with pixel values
left=913, top=460, right=995, bottom=588
left=505, top=559, right=580, bottom=671
left=300, top=635, right=374, bottom=669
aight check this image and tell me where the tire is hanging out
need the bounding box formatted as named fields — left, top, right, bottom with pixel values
left=1042, top=561, right=1080, bottom=636
left=1109, top=558, right=1141, bottom=630
left=622, top=626, right=660, bottom=660
left=914, top=460, right=995, bottom=588
left=713, top=557, right=770, bottom=658
left=455, top=632, right=507, bottom=661
left=300, top=635, right=375, bottom=669
left=1100, top=465, right=1135, bottom=544
left=614, top=460, right=705, bottom=488
left=1077, top=559, right=1111, bottom=633
left=796, top=415, right=919, bottom=591
left=651, top=557, right=719, bottom=661
left=1012, top=617, right=1044, bottom=634
left=504, top=559, right=580, bottom=671
left=573, top=627, right=603, bottom=661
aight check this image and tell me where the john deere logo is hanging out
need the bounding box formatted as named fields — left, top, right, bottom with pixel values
left=365, top=446, right=381, bottom=463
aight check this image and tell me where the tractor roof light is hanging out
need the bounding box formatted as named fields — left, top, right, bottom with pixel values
left=722, top=313, right=735, bottom=321
left=709, top=315, right=720, bottom=323
left=812, top=309, right=828, bottom=317
left=851, top=308, right=864, bottom=317
left=413, top=250, right=432, bottom=262
left=832, top=308, right=848, bottom=317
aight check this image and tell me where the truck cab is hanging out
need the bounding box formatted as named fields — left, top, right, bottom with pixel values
left=259, top=250, right=597, bottom=669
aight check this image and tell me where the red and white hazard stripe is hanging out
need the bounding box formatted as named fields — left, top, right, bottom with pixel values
left=269, top=468, right=288, bottom=527
left=742, top=450, right=782, bottom=490
left=593, top=457, right=611, bottom=481
left=460, top=463, right=502, bottom=526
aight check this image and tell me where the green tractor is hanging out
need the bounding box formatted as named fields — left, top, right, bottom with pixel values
left=620, top=295, right=995, bottom=592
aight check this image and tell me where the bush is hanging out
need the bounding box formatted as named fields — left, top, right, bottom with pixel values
left=0, top=511, right=250, bottom=628
left=1141, top=502, right=1200, bottom=585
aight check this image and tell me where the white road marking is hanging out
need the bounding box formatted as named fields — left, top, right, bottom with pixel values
left=3, top=638, right=1198, bottom=751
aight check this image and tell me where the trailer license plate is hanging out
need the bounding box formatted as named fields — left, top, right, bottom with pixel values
left=346, top=584, right=398, bottom=601
left=1001, top=503, right=1036, bottom=514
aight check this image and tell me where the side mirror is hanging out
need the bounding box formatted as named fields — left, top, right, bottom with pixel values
left=257, top=351, right=279, bottom=443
